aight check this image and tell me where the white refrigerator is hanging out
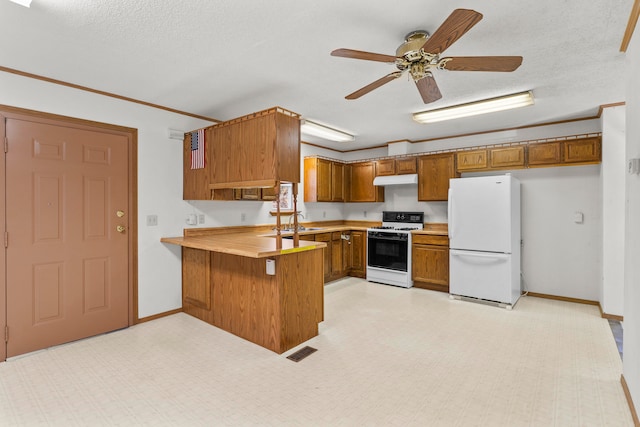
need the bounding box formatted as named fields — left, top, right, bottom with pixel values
left=448, top=174, right=521, bottom=306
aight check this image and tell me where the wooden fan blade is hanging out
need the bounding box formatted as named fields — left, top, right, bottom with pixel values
left=331, top=48, right=397, bottom=63
left=346, top=72, right=403, bottom=100
left=443, top=56, right=523, bottom=72
left=421, top=9, right=483, bottom=54
left=415, top=76, right=442, bottom=104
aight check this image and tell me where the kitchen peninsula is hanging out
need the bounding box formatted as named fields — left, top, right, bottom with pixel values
left=161, top=230, right=325, bottom=354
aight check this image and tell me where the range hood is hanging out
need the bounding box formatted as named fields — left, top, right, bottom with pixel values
left=373, top=174, right=418, bottom=186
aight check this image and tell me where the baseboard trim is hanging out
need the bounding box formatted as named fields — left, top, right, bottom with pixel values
left=526, top=292, right=599, bottom=306
left=525, top=293, right=625, bottom=321
left=621, top=375, right=640, bottom=426
left=137, top=308, right=183, bottom=324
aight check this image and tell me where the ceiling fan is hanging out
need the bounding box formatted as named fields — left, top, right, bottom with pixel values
left=331, top=9, right=523, bottom=104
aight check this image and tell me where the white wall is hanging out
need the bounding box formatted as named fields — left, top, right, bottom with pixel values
left=601, top=106, right=626, bottom=316
left=0, top=71, right=213, bottom=318
left=623, top=27, right=640, bottom=416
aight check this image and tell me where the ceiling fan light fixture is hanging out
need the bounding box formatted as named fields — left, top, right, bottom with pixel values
left=412, top=91, right=534, bottom=124
left=301, top=119, right=355, bottom=142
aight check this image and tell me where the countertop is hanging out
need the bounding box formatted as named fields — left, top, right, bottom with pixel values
left=160, top=221, right=447, bottom=258
left=160, top=233, right=325, bottom=258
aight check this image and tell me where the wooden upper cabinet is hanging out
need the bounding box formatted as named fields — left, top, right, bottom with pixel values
left=210, top=107, right=300, bottom=188
left=348, top=161, right=384, bottom=202
left=418, top=153, right=458, bottom=201
left=304, top=157, right=346, bottom=202
left=331, top=162, right=345, bottom=202
left=490, top=146, right=525, bottom=169
left=375, top=159, right=395, bottom=176
left=564, top=137, right=601, bottom=164
left=456, top=149, right=488, bottom=172
left=528, top=142, right=562, bottom=166
left=396, top=158, right=417, bottom=174
left=183, top=129, right=213, bottom=200
left=375, top=158, right=417, bottom=175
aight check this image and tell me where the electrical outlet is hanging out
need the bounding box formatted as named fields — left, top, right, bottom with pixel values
left=198, top=214, right=205, bottom=224
left=241, top=213, right=246, bottom=222
left=323, top=211, right=326, bottom=218
left=364, top=211, right=367, bottom=218
left=146, top=215, right=158, bottom=226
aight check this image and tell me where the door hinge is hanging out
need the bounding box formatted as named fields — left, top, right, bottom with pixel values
left=4, top=137, right=7, bottom=153
left=4, top=326, right=8, bottom=343
left=4, top=231, right=8, bottom=248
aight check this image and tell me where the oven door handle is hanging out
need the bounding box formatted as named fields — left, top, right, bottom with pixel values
left=368, top=235, right=408, bottom=242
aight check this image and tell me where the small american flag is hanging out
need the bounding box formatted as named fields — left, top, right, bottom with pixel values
left=190, top=129, right=205, bottom=170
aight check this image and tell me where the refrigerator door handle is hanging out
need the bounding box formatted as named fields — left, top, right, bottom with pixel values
left=451, top=250, right=510, bottom=259
left=448, top=188, right=454, bottom=239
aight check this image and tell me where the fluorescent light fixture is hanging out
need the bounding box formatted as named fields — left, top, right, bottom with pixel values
left=413, top=91, right=534, bottom=124
left=301, top=119, right=355, bottom=142
left=9, top=0, right=32, bottom=7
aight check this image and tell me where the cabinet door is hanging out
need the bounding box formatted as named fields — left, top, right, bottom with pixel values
left=331, top=162, right=345, bottom=202
left=183, top=130, right=212, bottom=200
left=349, top=162, right=384, bottom=202
left=314, top=232, right=332, bottom=282
left=412, top=244, right=449, bottom=290
left=331, top=232, right=343, bottom=279
left=564, top=138, right=601, bottom=164
left=182, top=248, right=214, bottom=323
left=418, top=153, right=458, bottom=201
left=396, top=158, right=417, bottom=174
left=456, top=149, right=488, bottom=172
left=375, top=159, right=395, bottom=176
left=342, top=232, right=352, bottom=273
left=490, top=146, right=525, bottom=169
left=303, top=157, right=332, bottom=202
left=528, top=142, right=562, bottom=166
left=350, top=231, right=366, bottom=278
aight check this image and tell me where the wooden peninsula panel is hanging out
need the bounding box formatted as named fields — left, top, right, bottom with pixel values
left=210, top=249, right=323, bottom=354
left=166, top=232, right=325, bottom=354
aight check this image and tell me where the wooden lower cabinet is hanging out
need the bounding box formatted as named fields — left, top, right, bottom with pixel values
left=349, top=231, right=366, bottom=278
left=314, top=232, right=332, bottom=282
left=331, top=232, right=343, bottom=280
left=315, top=229, right=366, bottom=282
left=181, top=247, right=324, bottom=354
left=412, top=234, right=449, bottom=292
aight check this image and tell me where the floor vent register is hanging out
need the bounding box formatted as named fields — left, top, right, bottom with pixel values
left=286, top=346, right=317, bottom=362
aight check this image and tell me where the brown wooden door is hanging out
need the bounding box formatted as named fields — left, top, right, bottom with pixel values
left=5, top=118, right=130, bottom=358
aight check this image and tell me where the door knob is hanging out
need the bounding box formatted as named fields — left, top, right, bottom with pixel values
left=116, top=225, right=126, bottom=233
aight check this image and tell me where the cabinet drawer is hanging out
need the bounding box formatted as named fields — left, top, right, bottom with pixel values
left=412, top=234, right=449, bottom=246
left=490, top=146, right=525, bottom=168
left=456, top=149, right=488, bottom=171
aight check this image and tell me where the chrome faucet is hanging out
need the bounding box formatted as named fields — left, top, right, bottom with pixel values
left=287, top=211, right=305, bottom=231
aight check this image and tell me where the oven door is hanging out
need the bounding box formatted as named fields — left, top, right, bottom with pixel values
left=367, top=231, right=409, bottom=272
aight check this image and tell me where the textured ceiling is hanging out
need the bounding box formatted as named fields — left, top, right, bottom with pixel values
left=0, top=0, right=632, bottom=151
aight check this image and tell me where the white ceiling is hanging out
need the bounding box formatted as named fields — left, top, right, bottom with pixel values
left=0, top=0, right=632, bottom=151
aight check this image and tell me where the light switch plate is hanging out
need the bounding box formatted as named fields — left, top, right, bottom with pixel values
left=146, top=215, right=158, bottom=226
